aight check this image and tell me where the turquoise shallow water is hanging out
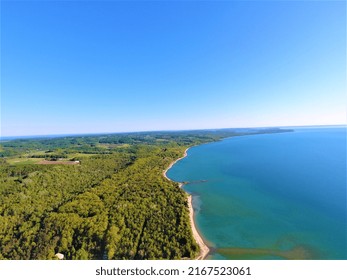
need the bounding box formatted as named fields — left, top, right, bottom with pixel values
left=167, top=127, right=347, bottom=259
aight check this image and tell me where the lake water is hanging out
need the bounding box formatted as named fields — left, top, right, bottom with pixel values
left=167, top=127, right=347, bottom=259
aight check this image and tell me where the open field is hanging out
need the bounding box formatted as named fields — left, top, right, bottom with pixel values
left=7, top=157, right=43, bottom=165
left=37, top=160, right=80, bottom=165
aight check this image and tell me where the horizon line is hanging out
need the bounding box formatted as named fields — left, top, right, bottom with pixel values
left=1, top=123, right=346, bottom=140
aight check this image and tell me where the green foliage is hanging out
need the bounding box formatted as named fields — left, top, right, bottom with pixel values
left=0, top=142, right=198, bottom=259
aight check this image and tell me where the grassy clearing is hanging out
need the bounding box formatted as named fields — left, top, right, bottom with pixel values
left=7, top=157, right=43, bottom=165
left=97, top=143, right=130, bottom=149
left=66, top=153, right=100, bottom=159
left=6, top=153, right=100, bottom=166
left=37, top=160, right=80, bottom=165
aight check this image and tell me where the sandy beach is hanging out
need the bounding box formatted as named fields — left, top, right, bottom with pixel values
left=163, top=147, right=210, bottom=260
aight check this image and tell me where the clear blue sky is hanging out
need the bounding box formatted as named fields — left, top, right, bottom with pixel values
left=1, top=0, right=346, bottom=136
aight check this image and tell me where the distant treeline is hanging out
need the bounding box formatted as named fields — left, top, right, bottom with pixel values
left=0, top=128, right=292, bottom=158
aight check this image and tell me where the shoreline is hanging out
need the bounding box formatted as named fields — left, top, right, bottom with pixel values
left=163, top=147, right=210, bottom=260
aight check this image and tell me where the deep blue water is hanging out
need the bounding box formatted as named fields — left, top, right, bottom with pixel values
left=167, top=127, right=347, bottom=259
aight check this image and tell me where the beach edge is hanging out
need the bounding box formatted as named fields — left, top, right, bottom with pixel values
left=163, top=147, right=210, bottom=260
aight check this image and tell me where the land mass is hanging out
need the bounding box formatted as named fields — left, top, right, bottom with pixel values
left=0, top=127, right=292, bottom=260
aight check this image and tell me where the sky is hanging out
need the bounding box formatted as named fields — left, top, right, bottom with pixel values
left=1, top=0, right=346, bottom=136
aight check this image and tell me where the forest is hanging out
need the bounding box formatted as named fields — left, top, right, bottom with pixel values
left=0, top=128, right=291, bottom=259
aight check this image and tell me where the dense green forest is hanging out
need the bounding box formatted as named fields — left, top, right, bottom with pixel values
left=0, top=128, right=291, bottom=259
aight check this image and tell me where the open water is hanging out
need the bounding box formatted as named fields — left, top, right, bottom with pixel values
left=167, top=127, right=347, bottom=259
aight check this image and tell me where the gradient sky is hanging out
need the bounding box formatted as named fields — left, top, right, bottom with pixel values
left=1, top=0, right=346, bottom=136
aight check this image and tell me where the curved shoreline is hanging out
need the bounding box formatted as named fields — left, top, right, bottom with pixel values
left=163, top=147, right=210, bottom=260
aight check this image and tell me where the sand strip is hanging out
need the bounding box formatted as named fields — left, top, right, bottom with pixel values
left=163, top=147, right=210, bottom=260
